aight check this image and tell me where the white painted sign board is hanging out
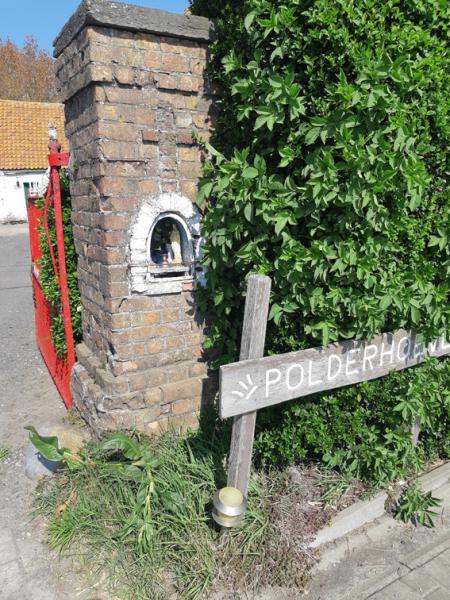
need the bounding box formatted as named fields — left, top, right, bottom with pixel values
left=220, top=330, right=450, bottom=419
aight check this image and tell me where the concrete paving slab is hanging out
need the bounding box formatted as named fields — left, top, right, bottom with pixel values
left=0, top=531, right=18, bottom=565
left=424, top=589, right=450, bottom=600
left=438, top=548, right=450, bottom=566
left=401, top=567, right=441, bottom=596
left=400, top=531, right=450, bottom=569
left=369, top=580, right=422, bottom=599
left=0, top=560, right=26, bottom=598
left=420, top=463, right=450, bottom=493
left=305, top=479, right=450, bottom=600
left=420, top=556, right=450, bottom=589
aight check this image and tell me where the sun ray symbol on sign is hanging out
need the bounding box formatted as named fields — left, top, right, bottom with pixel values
left=231, top=374, right=258, bottom=400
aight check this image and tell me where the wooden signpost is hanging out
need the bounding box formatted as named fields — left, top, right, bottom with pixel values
left=226, top=275, right=271, bottom=497
left=222, top=276, right=450, bottom=497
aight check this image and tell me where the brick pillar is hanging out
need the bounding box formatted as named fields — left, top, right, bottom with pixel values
left=54, top=0, right=216, bottom=434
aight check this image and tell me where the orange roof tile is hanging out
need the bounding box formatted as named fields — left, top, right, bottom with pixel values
left=0, top=99, right=69, bottom=171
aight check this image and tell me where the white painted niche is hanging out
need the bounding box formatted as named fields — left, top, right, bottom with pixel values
left=129, top=193, right=204, bottom=295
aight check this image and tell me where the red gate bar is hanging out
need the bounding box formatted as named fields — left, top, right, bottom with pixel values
left=27, top=147, right=74, bottom=409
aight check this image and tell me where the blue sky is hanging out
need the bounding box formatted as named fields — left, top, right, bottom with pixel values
left=1, top=0, right=189, bottom=54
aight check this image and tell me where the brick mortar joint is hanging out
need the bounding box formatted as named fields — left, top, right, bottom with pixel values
left=59, top=58, right=204, bottom=82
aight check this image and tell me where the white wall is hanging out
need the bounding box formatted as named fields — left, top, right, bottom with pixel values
left=0, top=170, right=46, bottom=223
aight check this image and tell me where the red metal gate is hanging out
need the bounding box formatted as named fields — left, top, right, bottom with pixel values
left=28, top=147, right=75, bottom=409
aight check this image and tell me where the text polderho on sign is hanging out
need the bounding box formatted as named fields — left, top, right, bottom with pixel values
left=265, top=335, right=449, bottom=397
left=219, top=331, right=450, bottom=419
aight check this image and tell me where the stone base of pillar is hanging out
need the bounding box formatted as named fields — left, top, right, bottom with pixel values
left=70, top=343, right=217, bottom=436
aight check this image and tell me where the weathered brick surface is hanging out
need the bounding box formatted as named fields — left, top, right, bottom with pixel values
left=57, top=8, right=217, bottom=434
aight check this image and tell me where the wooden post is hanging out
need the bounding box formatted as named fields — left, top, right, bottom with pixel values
left=227, top=275, right=271, bottom=497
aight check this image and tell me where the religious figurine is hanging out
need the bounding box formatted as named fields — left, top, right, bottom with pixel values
left=170, top=224, right=182, bottom=265
left=150, top=219, right=183, bottom=266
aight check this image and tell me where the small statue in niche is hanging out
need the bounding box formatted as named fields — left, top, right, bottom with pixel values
left=170, top=225, right=182, bottom=265
left=150, top=219, right=183, bottom=266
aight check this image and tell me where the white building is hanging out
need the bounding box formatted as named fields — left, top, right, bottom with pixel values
left=0, top=100, right=68, bottom=223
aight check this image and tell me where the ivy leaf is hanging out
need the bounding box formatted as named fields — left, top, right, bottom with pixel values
left=269, top=303, right=283, bottom=325
left=270, top=46, right=283, bottom=61
left=411, top=306, right=421, bottom=324
left=305, top=127, right=321, bottom=145
left=244, top=11, right=256, bottom=31
left=242, top=167, right=259, bottom=179
left=274, top=215, right=289, bottom=235
left=197, top=181, right=213, bottom=206
left=380, top=295, right=392, bottom=310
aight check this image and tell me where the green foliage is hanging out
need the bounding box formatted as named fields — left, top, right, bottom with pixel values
left=191, top=0, right=450, bottom=484
left=36, top=170, right=81, bottom=357
left=193, top=0, right=450, bottom=360
left=34, top=427, right=310, bottom=599
left=25, top=425, right=83, bottom=469
left=395, top=481, right=442, bottom=527
left=255, top=358, right=450, bottom=485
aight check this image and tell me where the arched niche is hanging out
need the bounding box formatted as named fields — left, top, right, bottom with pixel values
left=129, top=193, right=204, bottom=295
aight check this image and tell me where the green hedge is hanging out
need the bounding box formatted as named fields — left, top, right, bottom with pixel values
left=191, top=0, right=450, bottom=483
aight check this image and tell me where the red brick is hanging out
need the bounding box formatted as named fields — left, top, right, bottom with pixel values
left=172, top=397, right=201, bottom=415
left=147, top=339, right=165, bottom=354
left=178, top=147, right=198, bottom=162
left=132, top=311, right=161, bottom=326
left=182, top=281, right=196, bottom=292
left=99, top=214, right=131, bottom=230
left=167, top=412, right=200, bottom=432
left=177, top=132, right=194, bottom=146
left=97, top=122, right=139, bottom=142
left=143, top=50, right=161, bottom=69
left=161, top=54, right=190, bottom=73
left=165, top=336, right=186, bottom=350
left=189, top=362, right=208, bottom=377
left=137, top=179, right=159, bottom=195
left=161, top=378, right=202, bottom=403
left=142, top=130, right=159, bottom=143
left=114, top=66, right=135, bottom=85
left=102, top=231, right=129, bottom=246
left=180, top=180, right=198, bottom=201
left=144, top=388, right=163, bottom=406
left=178, top=75, right=201, bottom=93
left=135, top=108, right=156, bottom=126
left=161, top=181, right=178, bottom=193
left=160, top=308, right=182, bottom=323
left=157, top=73, right=177, bottom=90
left=179, top=161, right=202, bottom=178
left=190, top=59, right=205, bottom=76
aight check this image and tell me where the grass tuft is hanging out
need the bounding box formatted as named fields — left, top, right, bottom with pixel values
left=33, top=421, right=315, bottom=599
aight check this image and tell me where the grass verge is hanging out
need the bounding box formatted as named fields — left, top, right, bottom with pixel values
left=33, top=420, right=318, bottom=599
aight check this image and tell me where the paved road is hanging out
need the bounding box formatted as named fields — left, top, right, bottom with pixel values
left=0, top=224, right=92, bottom=600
